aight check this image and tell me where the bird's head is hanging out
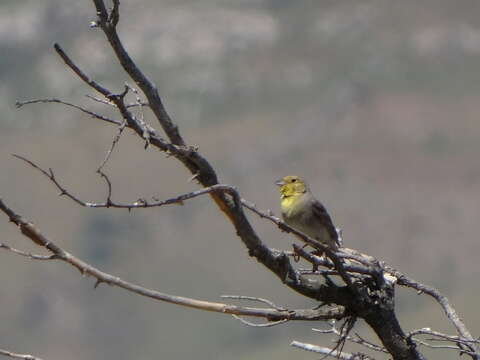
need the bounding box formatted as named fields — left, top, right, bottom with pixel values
left=275, top=175, right=308, bottom=198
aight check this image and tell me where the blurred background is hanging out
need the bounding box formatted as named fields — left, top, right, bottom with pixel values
left=1, top=0, right=480, bottom=359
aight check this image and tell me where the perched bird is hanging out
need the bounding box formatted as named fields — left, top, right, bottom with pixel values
left=276, top=175, right=339, bottom=251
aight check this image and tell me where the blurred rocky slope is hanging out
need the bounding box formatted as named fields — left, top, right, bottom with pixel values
left=1, top=1, right=479, bottom=359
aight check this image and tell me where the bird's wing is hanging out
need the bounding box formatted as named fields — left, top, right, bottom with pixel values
left=311, top=199, right=340, bottom=246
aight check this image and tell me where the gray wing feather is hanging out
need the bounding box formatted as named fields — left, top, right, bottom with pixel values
left=311, top=200, right=340, bottom=247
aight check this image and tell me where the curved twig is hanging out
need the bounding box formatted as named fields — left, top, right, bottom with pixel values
left=0, top=348, right=44, bottom=360
left=15, top=98, right=121, bottom=126
left=0, top=243, right=57, bottom=261
left=291, top=341, right=375, bottom=360
left=231, top=314, right=289, bottom=328
left=221, top=295, right=286, bottom=311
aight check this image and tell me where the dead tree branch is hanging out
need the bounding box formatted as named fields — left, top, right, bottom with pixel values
left=291, top=341, right=375, bottom=360
left=0, top=348, right=44, bottom=360
left=4, top=1, right=478, bottom=359
left=15, top=98, right=121, bottom=126
left=0, top=197, right=344, bottom=323
left=313, top=325, right=388, bottom=354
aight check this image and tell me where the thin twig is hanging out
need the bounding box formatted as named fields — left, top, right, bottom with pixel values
left=412, top=338, right=478, bottom=356
left=312, top=327, right=388, bottom=353
left=231, top=314, right=289, bottom=327
left=13, top=154, right=240, bottom=210
left=407, top=327, right=479, bottom=355
left=408, top=328, right=480, bottom=344
left=14, top=153, right=361, bottom=292
left=291, top=341, right=375, bottom=360
left=97, top=170, right=113, bottom=204
left=389, top=269, right=479, bottom=356
left=13, top=154, right=479, bottom=358
left=125, top=83, right=150, bottom=147
left=85, top=94, right=149, bottom=109
left=0, top=243, right=56, bottom=261
left=16, top=98, right=121, bottom=125
left=54, top=44, right=112, bottom=97
left=53, top=12, right=324, bottom=326
left=97, top=120, right=127, bottom=173
left=54, top=44, right=151, bottom=146
left=221, top=295, right=286, bottom=311
left=0, top=348, right=44, bottom=360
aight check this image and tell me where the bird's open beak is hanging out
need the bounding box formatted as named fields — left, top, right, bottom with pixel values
left=275, top=179, right=285, bottom=186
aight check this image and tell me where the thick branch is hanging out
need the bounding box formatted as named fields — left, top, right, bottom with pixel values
left=91, top=0, right=184, bottom=146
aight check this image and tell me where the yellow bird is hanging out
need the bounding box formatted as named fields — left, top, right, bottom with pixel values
left=276, top=175, right=339, bottom=251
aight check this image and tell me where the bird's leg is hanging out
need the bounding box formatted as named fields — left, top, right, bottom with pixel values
left=292, top=247, right=301, bottom=262
left=310, top=248, right=326, bottom=272
left=292, top=243, right=311, bottom=262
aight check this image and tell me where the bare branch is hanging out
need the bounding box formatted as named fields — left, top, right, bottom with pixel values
left=413, top=339, right=478, bottom=356
left=0, top=348, right=44, bottom=360
left=16, top=98, right=121, bottom=125
left=53, top=9, right=334, bottom=328
left=14, top=153, right=477, bottom=358
left=125, top=83, right=151, bottom=148
left=85, top=94, right=114, bottom=106
left=244, top=194, right=478, bottom=356
left=97, top=120, right=127, bottom=172
left=12, top=154, right=241, bottom=209
left=0, top=197, right=345, bottom=323
left=7, top=3, right=476, bottom=359
left=407, top=328, right=479, bottom=356
left=0, top=243, right=57, bottom=261
left=12, top=155, right=86, bottom=207
left=91, top=0, right=184, bottom=146
left=53, top=44, right=152, bottom=146
left=293, top=244, right=374, bottom=276
left=97, top=169, right=113, bottom=204
left=384, top=266, right=479, bottom=356
left=221, top=295, right=286, bottom=311
left=109, top=0, right=120, bottom=27
left=54, top=43, right=112, bottom=98
left=85, top=94, right=150, bottom=110
left=290, top=341, right=375, bottom=360
left=408, top=328, right=480, bottom=344
left=10, top=154, right=347, bottom=315
left=231, top=314, right=289, bottom=328
left=313, top=326, right=388, bottom=354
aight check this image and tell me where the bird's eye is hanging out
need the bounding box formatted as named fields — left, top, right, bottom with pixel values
left=291, top=178, right=297, bottom=182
